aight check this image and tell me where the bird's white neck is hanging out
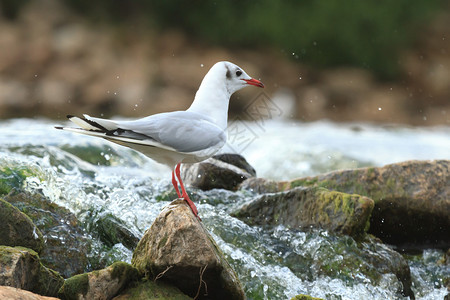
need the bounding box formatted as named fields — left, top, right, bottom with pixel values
left=187, top=78, right=231, bottom=130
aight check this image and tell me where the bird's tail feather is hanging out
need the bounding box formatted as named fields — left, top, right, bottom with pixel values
left=66, top=114, right=118, bottom=131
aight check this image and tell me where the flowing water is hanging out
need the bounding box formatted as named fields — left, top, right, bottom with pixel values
left=1, top=118, right=449, bottom=299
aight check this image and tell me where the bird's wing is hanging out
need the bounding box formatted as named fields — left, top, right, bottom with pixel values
left=61, top=112, right=226, bottom=153
left=117, top=111, right=227, bottom=152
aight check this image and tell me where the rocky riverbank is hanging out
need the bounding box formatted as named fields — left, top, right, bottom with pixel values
left=1, top=155, right=448, bottom=299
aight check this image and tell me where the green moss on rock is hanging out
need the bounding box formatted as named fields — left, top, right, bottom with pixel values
left=58, top=273, right=90, bottom=300
left=234, top=186, right=374, bottom=238
left=0, top=246, right=64, bottom=297
left=0, top=198, right=44, bottom=254
left=116, top=279, right=192, bottom=299
left=110, top=261, right=140, bottom=282
left=3, top=192, right=92, bottom=278
left=283, top=160, right=450, bottom=247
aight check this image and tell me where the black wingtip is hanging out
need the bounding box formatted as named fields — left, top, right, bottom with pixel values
left=66, top=114, right=75, bottom=119
left=55, top=126, right=64, bottom=130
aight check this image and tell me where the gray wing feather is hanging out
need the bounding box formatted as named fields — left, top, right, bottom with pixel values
left=116, top=111, right=226, bottom=152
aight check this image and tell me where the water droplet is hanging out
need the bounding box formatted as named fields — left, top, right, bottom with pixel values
left=378, top=107, right=382, bottom=111
left=200, top=64, right=204, bottom=67
left=116, top=75, right=120, bottom=79
left=299, top=76, right=302, bottom=80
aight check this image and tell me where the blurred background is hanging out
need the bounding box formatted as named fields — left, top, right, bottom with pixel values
left=0, top=0, right=449, bottom=125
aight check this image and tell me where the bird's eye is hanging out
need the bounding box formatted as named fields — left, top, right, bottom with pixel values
left=236, top=70, right=242, bottom=77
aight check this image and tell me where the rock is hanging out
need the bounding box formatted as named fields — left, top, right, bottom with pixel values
left=0, top=246, right=64, bottom=297
left=0, top=198, right=44, bottom=254
left=131, top=199, right=245, bottom=300
left=358, top=236, right=414, bottom=299
left=233, top=186, right=374, bottom=238
left=291, top=295, right=324, bottom=300
left=92, top=211, right=140, bottom=250
left=281, top=229, right=414, bottom=299
left=239, top=177, right=286, bottom=194
left=113, top=279, right=192, bottom=300
left=285, top=160, right=450, bottom=248
left=0, top=286, right=59, bottom=300
left=58, top=261, right=140, bottom=300
left=3, top=192, right=91, bottom=278
left=182, top=154, right=255, bottom=191
left=213, top=153, right=256, bottom=176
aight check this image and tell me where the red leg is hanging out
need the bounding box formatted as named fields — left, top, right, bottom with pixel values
left=172, top=170, right=182, bottom=198
left=175, top=163, right=200, bottom=220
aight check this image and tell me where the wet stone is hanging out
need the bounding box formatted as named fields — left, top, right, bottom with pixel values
left=233, top=186, right=374, bottom=238
left=132, top=199, right=245, bottom=300
left=0, top=197, right=44, bottom=254
left=3, top=191, right=91, bottom=278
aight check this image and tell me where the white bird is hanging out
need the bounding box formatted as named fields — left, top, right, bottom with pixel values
left=56, top=61, right=264, bottom=220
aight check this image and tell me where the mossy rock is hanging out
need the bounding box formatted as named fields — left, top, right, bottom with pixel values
left=58, top=261, right=140, bottom=300
left=132, top=199, right=245, bottom=300
left=114, top=279, right=193, bottom=299
left=233, top=186, right=374, bottom=238
left=90, top=211, right=140, bottom=250
left=3, top=192, right=91, bottom=278
left=0, top=246, right=64, bottom=297
left=285, top=160, right=450, bottom=248
left=0, top=197, right=44, bottom=254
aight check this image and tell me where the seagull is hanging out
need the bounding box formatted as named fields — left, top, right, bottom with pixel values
left=56, top=61, right=264, bottom=220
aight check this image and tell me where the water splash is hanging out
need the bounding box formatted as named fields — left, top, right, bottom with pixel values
left=1, top=118, right=448, bottom=299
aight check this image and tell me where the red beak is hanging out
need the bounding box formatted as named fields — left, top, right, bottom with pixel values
left=243, top=78, right=264, bottom=88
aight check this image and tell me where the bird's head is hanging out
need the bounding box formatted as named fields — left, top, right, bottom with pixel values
left=210, top=61, right=264, bottom=94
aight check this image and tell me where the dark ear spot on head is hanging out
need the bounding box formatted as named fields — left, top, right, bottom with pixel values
left=225, top=66, right=231, bottom=79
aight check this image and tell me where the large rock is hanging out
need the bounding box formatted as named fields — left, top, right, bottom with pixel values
left=3, top=192, right=91, bottom=278
left=0, top=286, right=59, bottom=300
left=233, top=186, right=374, bottom=238
left=131, top=199, right=245, bottom=300
left=58, top=261, right=140, bottom=300
left=285, top=160, right=450, bottom=247
left=182, top=154, right=255, bottom=191
left=0, top=197, right=44, bottom=254
left=113, top=280, right=192, bottom=299
left=0, top=246, right=64, bottom=297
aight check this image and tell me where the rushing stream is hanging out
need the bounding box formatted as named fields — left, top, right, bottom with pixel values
left=1, top=118, right=449, bottom=299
